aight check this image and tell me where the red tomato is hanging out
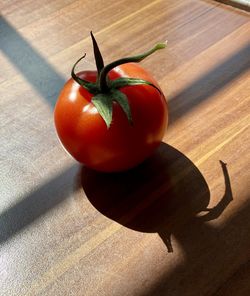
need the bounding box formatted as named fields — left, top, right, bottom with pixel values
left=54, top=62, right=168, bottom=172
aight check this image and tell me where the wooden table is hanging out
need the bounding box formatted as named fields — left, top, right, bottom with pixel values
left=1, top=1, right=249, bottom=295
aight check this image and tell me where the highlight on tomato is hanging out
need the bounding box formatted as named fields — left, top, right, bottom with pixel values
left=54, top=32, right=168, bottom=172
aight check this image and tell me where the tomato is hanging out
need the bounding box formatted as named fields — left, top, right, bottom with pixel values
left=54, top=33, right=168, bottom=172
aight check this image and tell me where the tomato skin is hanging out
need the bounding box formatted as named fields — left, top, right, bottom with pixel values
left=54, top=63, right=168, bottom=172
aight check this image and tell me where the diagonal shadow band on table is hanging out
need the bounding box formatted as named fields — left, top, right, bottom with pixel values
left=0, top=15, right=249, bottom=278
left=0, top=17, right=65, bottom=106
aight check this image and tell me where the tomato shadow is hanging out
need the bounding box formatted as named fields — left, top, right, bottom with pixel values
left=81, top=143, right=232, bottom=252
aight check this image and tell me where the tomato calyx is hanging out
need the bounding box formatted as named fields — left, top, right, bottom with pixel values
left=92, top=89, right=133, bottom=127
left=71, top=32, right=167, bottom=128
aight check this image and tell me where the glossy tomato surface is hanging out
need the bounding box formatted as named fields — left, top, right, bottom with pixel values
left=54, top=63, right=168, bottom=172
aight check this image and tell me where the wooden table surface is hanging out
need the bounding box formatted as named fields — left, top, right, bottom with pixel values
left=1, top=1, right=249, bottom=295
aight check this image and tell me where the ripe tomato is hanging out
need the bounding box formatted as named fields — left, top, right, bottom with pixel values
left=54, top=33, right=168, bottom=172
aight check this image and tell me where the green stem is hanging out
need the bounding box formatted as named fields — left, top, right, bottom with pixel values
left=90, top=31, right=104, bottom=75
left=98, top=42, right=167, bottom=93
left=71, top=54, right=99, bottom=93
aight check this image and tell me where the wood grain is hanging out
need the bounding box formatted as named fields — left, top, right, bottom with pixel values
left=0, top=1, right=249, bottom=295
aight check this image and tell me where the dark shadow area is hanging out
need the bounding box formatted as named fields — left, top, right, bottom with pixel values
left=0, top=165, right=79, bottom=244
left=214, top=259, right=250, bottom=295
left=82, top=143, right=238, bottom=295
left=0, top=17, right=65, bottom=106
left=168, top=42, right=250, bottom=124
left=82, top=143, right=232, bottom=253
left=143, top=196, right=250, bottom=296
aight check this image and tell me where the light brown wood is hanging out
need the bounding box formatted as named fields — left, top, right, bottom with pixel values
left=0, top=1, right=249, bottom=295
